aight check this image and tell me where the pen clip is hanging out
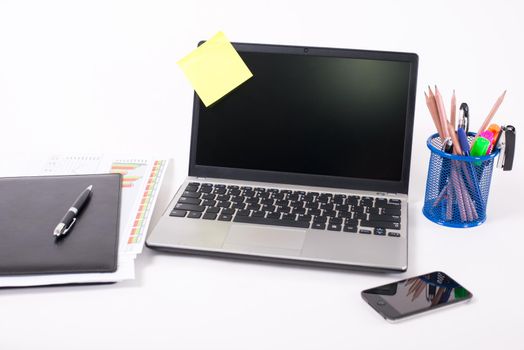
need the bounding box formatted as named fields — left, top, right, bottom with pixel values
left=61, top=217, right=77, bottom=237
left=458, top=103, right=469, bottom=133
left=441, top=137, right=453, bottom=153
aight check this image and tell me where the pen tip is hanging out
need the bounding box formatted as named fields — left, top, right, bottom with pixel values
left=87, top=185, right=93, bottom=191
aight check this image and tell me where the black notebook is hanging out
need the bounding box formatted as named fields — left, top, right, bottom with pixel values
left=0, top=174, right=121, bottom=276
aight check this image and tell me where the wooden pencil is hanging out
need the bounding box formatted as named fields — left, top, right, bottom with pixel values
left=425, top=90, right=444, bottom=139
left=434, top=86, right=450, bottom=139
left=450, top=90, right=456, bottom=130
left=477, top=90, right=507, bottom=134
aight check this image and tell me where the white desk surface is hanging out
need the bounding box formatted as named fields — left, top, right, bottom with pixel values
left=1, top=1, right=523, bottom=349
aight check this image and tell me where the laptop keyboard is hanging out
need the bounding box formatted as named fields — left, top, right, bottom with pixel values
left=170, top=182, right=402, bottom=237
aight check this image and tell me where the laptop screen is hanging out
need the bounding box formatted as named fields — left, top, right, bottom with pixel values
left=190, top=44, right=418, bottom=193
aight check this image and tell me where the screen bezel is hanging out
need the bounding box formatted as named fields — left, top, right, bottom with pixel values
left=188, top=42, right=418, bottom=194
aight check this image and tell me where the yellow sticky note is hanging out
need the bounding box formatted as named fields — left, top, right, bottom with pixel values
left=177, top=31, right=253, bottom=107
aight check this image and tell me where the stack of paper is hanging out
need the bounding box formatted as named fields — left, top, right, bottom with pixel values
left=0, top=155, right=168, bottom=287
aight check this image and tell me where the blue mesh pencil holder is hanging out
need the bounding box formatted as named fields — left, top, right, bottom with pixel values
left=422, top=133, right=499, bottom=228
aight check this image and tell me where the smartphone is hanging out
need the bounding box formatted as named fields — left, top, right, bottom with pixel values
left=361, top=271, right=473, bottom=322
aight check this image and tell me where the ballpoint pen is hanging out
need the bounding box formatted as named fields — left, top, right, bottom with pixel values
left=53, top=185, right=93, bottom=237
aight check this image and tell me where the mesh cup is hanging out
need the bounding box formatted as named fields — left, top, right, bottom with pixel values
left=422, top=133, right=499, bottom=228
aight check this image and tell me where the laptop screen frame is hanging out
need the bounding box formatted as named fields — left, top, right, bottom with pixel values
left=188, top=42, right=418, bottom=194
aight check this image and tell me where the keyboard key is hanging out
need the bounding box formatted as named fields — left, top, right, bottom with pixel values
left=272, top=192, right=285, bottom=200
left=292, top=207, right=306, bottom=215
left=359, top=229, right=372, bottom=234
left=201, top=193, right=215, bottom=200
left=346, top=196, right=359, bottom=205
left=311, top=222, right=326, bottom=230
left=320, top=203, right=334, bottom=211
left=226, top=185, right=239, bottom=189
left=307, top=208, right=321, bottom=216
left=375, top=198, right=387, bottom=207
left=185, top=185, right=198, bottom=192
left=281, top=213, right=296, bottom=221
left=327, top=223, right=341, bottom=231
left=374, top=227, right=386, bottom=236
left=297, top=214, right=312, bottom=222
left=275, top=199, right=288, bottom=207
left=182, top=191, right=200, bottom=199
left=360, top=220, right=401, bottom=230
left=217, top=194, right=230, bottom=201
left=228, top=189, right=241, bottom=196
left=174, top=203, right=205, bottom=212
left=260, top=198, right=274, bottom=205
left=361, top=197, right=374, bottom=206
left=329, top=217, right=342, bottom=224
left=170, top=210, right=187, bottom=217
left=368, top=214, right=401, bottom=223
left=337, top=211, right=352, bottom=218
left=277, top=206, right=291, bottom=214
left=217, top=201, right=231, bottom=208
left=345, top=218, right=358, bottom=226
left=305, top=202, right=319, bottom=209
left=221, top=208, right=235, bottom=215
left=199, top=187, right=213, bottom=193
left=313, top=216, right=327, bottom=223
left=266, top=212, right=281, bottom=219
left=206, top=207, right=220, bottom=214
left=230, top=195, right=244, bottom=203
left=247, top=203, right=261, bottom=211
left=178, top=197, right=201, bottom=205
left=236, top=209, right=250, bottom=216
left=202, top=199, right=217, bottom=207
left=343, top=225, right=357, bottom=233
left=188, top=212, right=202, bottom=219
left=389, top=199, right=401, bottom=205
left=262, top=204, right=276, bottom=212
left=245, top=197, right=259, bottom=204
left=382, top=208, right=401, bottom=216
left=212, top=188, right=227, bottom=195
left=188, top=182, right=200, bottom=186
left=233, top=215, right=310, bottom=228
left=323, top=210, right=336, bottom=217
left=388, top=232, right=401, bottom=237
left=251, top=211, right=265, bottom=218
left=218, top=214, right=233, bottom=221
left=231, top=202, right=246, bottom=210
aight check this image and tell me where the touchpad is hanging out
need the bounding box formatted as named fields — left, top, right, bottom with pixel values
left=223, top=224, right=306, bottom=251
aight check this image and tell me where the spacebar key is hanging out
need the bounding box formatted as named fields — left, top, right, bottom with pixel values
left=233, top=216, right=310, bottom=228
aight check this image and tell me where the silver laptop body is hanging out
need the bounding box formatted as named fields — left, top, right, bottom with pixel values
left=147, top=43, right=418, bottom=272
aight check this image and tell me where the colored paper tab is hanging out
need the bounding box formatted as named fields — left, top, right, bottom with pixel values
left=177, top=31, right=253, bottom=107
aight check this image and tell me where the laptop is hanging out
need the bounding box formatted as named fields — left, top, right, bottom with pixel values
left=147, top=42, right=418, bottom=272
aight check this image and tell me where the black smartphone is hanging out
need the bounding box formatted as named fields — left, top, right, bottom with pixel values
left=361, top=271, right=473, bottom=322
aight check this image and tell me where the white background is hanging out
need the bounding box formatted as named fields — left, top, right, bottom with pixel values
left=1, top=1, right=523, bottom=349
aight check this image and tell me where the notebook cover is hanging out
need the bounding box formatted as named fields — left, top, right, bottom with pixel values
left=0, top=174, right=121, bottom=276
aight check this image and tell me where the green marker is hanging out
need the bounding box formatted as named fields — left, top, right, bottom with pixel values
left=471, top=137, right=490, bottom=165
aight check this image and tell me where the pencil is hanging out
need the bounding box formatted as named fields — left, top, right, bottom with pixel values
left=477, top=90, right=507, bottom=134
left=434, top=86, right=450, bottom=139
left=450, top=90, right=456, bottom=130
left=425, top=90, right=444, bottom=139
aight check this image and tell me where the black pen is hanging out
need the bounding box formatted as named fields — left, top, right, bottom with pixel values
left=53, top=185, right=93, bottom=237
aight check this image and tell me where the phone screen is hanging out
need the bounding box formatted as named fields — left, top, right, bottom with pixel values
left=361, top=271, right=473, bottom=321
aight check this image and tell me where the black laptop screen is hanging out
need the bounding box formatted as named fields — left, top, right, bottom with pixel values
left=194, top=51, right=412, bottom=182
